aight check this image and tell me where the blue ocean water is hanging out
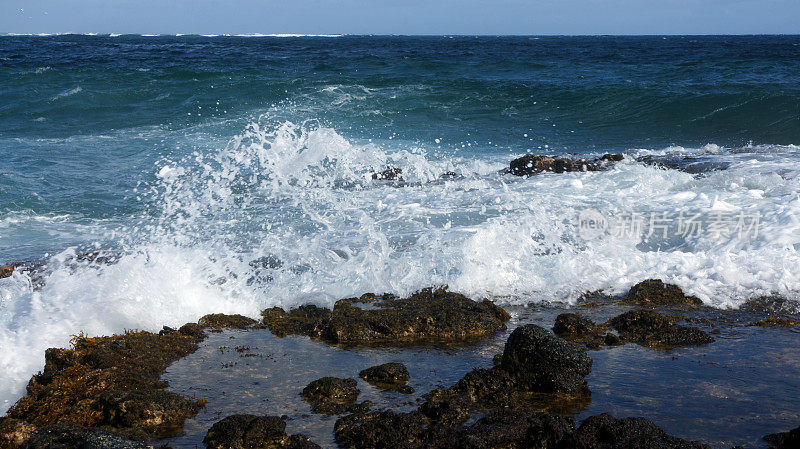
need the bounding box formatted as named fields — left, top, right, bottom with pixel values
left=1, top=35, right=800, bottom=411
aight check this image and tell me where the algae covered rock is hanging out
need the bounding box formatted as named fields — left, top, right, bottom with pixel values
left=500, top=324, right=593, bottom=393
left=749, top=316, right=800, bottom=327
left=428, top=409, right=576, bottom=449
left=608, top=310, right=714, bottom=349
left=575, top=413, right=708, bottom=449
left=198, top=313, right=257, bottom=329
left=262, top=287, right=510, bottom=346
left=6, top=330, right=203, bottom=438
left=261, top=305, right=331, bottom=338
left=334, top=410, right=429, bottom=449
left=301, top=377, right=369, bottom=415
left=23, top=423, right=151, bottom=449
left=203, top=414, right=320, bottom=449
left=358, top=363, right=413, bottom=393
left=508, top=153, right=621, bottom=177
left=0, top=418, right=36, bottom=449
left=624, top=280, right=703, bottom=307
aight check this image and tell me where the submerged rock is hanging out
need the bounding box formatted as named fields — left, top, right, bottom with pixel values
left=501, top=324, right=593, bottom=393
left=764, top=425, right=800, bottom=449
left=623, top=279, right=703, bottom=307
left=301, top=377, right=370, bottom=415
left=609, top=310, right=714, bottom=349
left=203, top=414, right=320, bottom=449
left=22, top=423, right=151, bottom=449
left=6, top=330, right=203, bottom=439
left=198, top=313, right=258, bottom=329
left=359, top=363, right=413, bottom=393
left=749, top=316, right=800, bottom=327
left=262, top=287, right=510, bottom=346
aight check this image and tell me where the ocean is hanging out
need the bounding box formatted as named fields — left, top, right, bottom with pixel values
left=1, top=34, right=799, bottom=415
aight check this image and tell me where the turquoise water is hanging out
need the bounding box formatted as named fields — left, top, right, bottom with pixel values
left=1, top=35, right=800, bottom=413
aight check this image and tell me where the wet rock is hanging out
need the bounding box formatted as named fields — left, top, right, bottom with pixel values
left=575, top=413, right=707, bottom=449
left=334, top=410, right=429, bottom=449
left=323, top=287, right=510, bottom=345
left=177, top=322, right=206, bottom=342
left=764, top=424, right=800, bottom=449
left=7, top=331, right=203, bottom=438
left=608, top=310, right=714, bottom=349
left=553, top=313, right=598, bottom=338
left=624, top=280, right=703, bottom=307
left=359, top=363, right=410, bottom=388
left=98, top=389, right=204, bottom=435
left=371, top=167, right=403, bottom=181
left=429, top=409, right=576, bottom=449
left=421, top=368, right=519, bottom=426
left=0, top=418, right=36, bottom=448
left=261, top=305, right=331, bottom=338
left=262, top=287, right=510, bottom=346
left=23, top=423, right=151, bottom=449
left=198, top=313, right=257, bottom=329
left=0, top=264, right=15, bottom=278
left=509, top=153, right=621, bottom=177
left=203, top=414, right=320, bottom=449
left=600, top=154, right=625, bottom=162
left=500, top=324, right=593, bottom=393
left=301, top=377, right=369, bottom=415
left=749, top=316, right=800, bottom=327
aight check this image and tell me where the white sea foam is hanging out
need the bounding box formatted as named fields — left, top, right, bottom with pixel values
left=1, top=120, right=799, bottom=413
left=50, top=86, right=83, bottom=101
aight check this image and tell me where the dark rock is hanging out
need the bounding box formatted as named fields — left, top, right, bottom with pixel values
left=509, top=153, right=621, bottom=177
left=198, top=314, right=257, bottom=329
left=177, top=323, right=206, bottom=342
left=334, top=410, right=429, bottom=449
left=7, top=331, right=202, bottom=438
left=429, top=409, right=576, bottom=449
left=421, top=368, right=519, bottom=426
left=359, top=363, right=410, bottom=386
left=603, top=333, right=622, bottom=346
left=323, top=287, right=510, bottom=345
left=0, top=418, right=36, bottom=448
left=575, top=413, right=707, bottom=449
left=608, top=310, right=714, bottom=349
left=261, top=305, right=331, bottom=338
left=262, top=287, right=509, bottom=346
left=624, top=280, right=702, bottom=307
left=203, top=414, right=320, bottom=449
left=553, top=313, right=600, bottom=338
left=371, top=167, right=403, bottom=181
left=749, top=316, right=800, bottom=327
left=600, top=154, right=625, bottom=162
left=764, top=425, right=800, bottom=449
left=249, top=256, right=283, bottom=270
left=439, top=172, right=461, bottom=180
left=509, top=155, right=557, bottom=176
left=98, top=390, right=204, bottom=435
left=301, top=377, right=368, bottom=415
left=500, top=324, right=593, bottom=393
left=22, top=423, right=150, bottom=449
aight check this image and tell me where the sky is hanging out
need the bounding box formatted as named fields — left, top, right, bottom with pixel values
left=1, top=0, right=799, bottom=35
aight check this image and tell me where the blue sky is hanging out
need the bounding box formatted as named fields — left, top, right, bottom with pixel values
left=1, top=0, right=798, bottom=35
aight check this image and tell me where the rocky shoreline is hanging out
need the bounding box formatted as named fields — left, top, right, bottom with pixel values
left=1, top=279, right=799, bottom=449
